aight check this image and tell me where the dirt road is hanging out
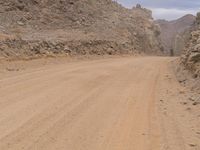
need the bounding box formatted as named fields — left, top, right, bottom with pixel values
left=0, top=57, right=199, bottom=150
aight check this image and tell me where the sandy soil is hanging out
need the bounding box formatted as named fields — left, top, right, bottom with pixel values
left=0, top=57, right=199, bottom=150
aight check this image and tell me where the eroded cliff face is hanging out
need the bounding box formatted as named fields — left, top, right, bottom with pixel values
left=0, top=0, right=162, bottom=59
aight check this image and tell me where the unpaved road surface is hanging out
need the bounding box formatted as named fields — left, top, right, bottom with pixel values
left=0, top=57, right=199, bottom=150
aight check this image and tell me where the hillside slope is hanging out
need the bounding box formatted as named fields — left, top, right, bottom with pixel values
left=0, top=0, right=162, bottom=59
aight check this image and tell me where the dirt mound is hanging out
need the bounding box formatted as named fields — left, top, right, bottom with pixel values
left=0, top=0, right=162, bottom=59
left=156, top=14, right=195, bottom=56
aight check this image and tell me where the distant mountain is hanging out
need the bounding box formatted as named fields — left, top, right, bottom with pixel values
left=156, top=14, right=195, bottom=55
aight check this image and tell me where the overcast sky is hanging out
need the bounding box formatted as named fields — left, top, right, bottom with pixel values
left=117, top=0, right=200, bottom=20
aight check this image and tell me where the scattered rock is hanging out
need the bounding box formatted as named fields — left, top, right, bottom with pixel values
left=189, top=97, right=195, bottom=101
left=17, top=21, right=25, bottom=26
left=180, top=102, right=188, bottom=105
left=179, top=90, right=185, bottom=94
left=179, top=79, right=187, bottom=83
left=189, top=144, right=197, bottom=147
left=192, top=102, right=200, bottom=106
left=160, top=99, right=164, bottom=103
left=186, top=107, right=191, bottom=111
left=6, top=67, right=19, bottom=72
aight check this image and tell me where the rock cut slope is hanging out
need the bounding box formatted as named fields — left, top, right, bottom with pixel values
left=0, top=0, right=162, bottom=59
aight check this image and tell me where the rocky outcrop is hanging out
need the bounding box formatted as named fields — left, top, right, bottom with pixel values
left=156, top=15, right=195, bottom=56
left=0, top=0, right=162, bottom=59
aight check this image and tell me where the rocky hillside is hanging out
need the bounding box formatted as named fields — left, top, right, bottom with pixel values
left=0, top=0, right=162, bottom=59
left=181, top=13, right=200, bottom=77
left=156, top=14, right=195, bottom=56
left=175, top=12, right=200, bottom=92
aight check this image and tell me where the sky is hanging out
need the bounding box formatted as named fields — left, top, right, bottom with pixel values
left=116, top=0, right=200, bottom=20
